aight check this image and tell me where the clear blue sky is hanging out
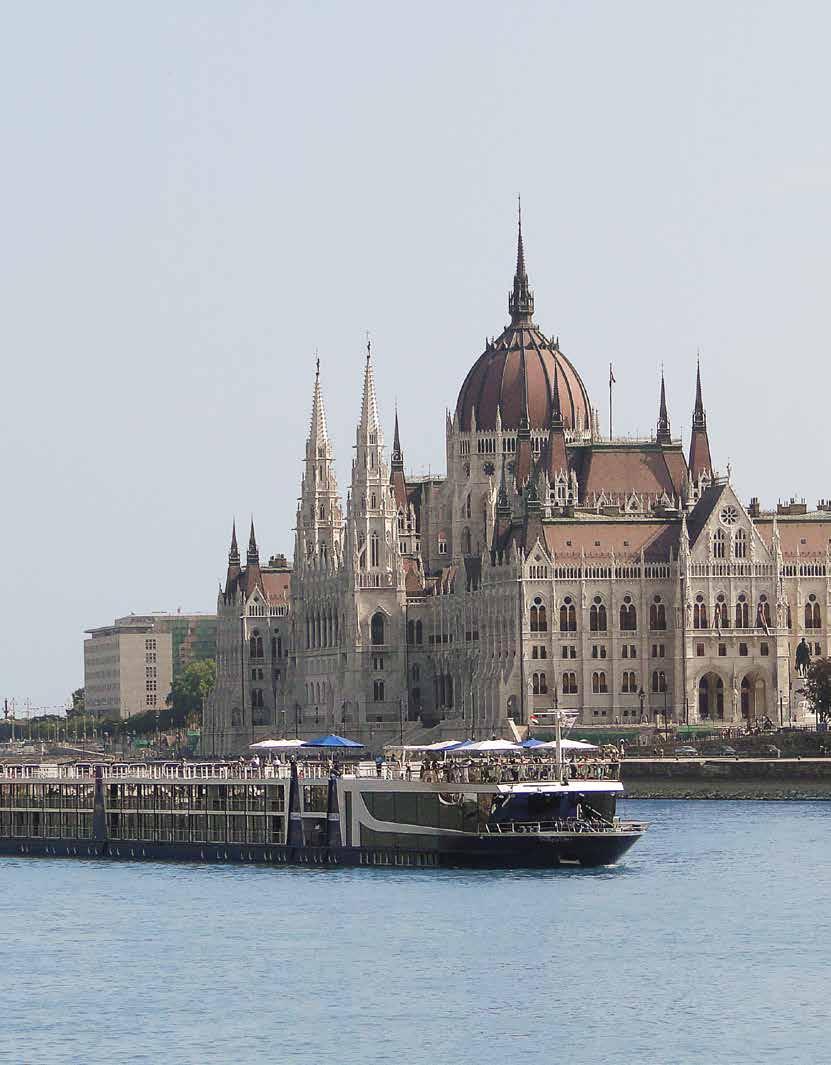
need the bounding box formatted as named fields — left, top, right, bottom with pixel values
left=2, top=1, right=829, bottom=711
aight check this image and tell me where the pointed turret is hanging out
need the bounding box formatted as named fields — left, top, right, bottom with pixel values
left=544, top=364, right=569, bottom=480
left=243, top=518, right=263, bottom=595
left=224, top=519, right=241, bottom=595
left=656, top=370, right=671, bottom=444
left=508, top=198, right=535, bottom=326
left=514, top=339, right=533, bottom=490
left=492, top=456, right=514, bottom=559
left=307, top=357, right=330, bottom=457
left=229, top=520, right=240, bottom=565
left=389, top=407, right=408, bottom=512
left=391, top=407, right=403, bottom=471
left=247, top=519, right=259, bottom=565
left=358, top=338, right=382, bottom=442
left=688, top=359, right=713, bottom=480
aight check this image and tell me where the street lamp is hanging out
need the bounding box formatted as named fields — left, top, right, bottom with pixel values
left=663, top=686, right=670, bottom=741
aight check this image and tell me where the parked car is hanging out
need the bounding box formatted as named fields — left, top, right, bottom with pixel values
left=761, top=744, right=781, bottom=758
left=717, top=746, right=738, bottom=756
left=674, top=746, right=699, bottom=757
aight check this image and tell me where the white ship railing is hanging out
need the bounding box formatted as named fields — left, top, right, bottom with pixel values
left=0, top=758, right=621, bottom=785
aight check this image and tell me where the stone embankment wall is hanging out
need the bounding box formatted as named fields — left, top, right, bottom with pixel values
left=621, top=758, right=831, bottom=800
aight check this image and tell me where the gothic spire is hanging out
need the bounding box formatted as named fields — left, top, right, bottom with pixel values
left=545, top=364, right=569, bottom=479
left=656, top=368, right=671, bottom=443
left=307, top=356, right=330, bottom=454
left=225, top=518, right=241, bottom=592
left=515, top=337, right=533, bottom=490
left=551, top=360, right=563, bottom=428
left=692, top=357, right=706, bottom=431
left=497, top=454, right=510, bottom=514
left=247, top=519, right=259, bottom=565
left=358, top=335, right=382, bottom=440
left=688, top=357, right=713, bottom=480
left=391, top=406, right=403, bottom=470
left=508, top=197, right=535, bottom=326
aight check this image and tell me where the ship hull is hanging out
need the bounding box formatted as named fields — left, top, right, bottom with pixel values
left=0, top=829, right=641, bottom=869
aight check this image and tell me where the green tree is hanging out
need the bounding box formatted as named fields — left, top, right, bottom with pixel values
left=165, top=659, right=216, bottom=729
left=68, top=688, right=85, bottom=717
left=804, top=657, right=831, bottom=723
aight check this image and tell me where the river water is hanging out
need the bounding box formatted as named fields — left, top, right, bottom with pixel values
left=1, top=800, right=827, bottom=1065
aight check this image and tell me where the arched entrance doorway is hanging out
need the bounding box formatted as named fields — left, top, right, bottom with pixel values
left=698, top=673, right=724, bottom=720
left=741, top=674, right=767, bottom=722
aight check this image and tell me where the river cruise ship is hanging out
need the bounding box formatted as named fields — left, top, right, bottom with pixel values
left=0, top=751, right=645, bottom=869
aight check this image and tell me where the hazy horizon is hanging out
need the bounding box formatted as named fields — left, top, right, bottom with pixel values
left=3, top=1, right=830, bottom=711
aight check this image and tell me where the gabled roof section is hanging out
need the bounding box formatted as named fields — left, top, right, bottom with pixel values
left=542, top=519, right=680, bottom=562
left=572, top=442, right=687, bottom=501
left=686, top=481, right=730, bottom=546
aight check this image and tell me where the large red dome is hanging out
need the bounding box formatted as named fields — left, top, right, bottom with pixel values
left=455, top=326, right=591, bottom=433
left=455, top=219, right=592, bottom=433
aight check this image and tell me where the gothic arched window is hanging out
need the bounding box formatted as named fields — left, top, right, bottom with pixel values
left=590, top=598, right=607, bottom=633
left=620, top=596, right=637, bottom=631
left=530, top=597, right=547, bottom=632
left=370, top=532, right=379, bottom=568
left=462, top=527, right=471, bottom=554
left=371, top=612, right=385, bottom=645
left=560, top=597, right=577, bottom=632
left=651, top=670, right=667, bottom=693
left=415, top=620, right=423, bottom=645
left=806, top=596, right=821, bottom=629
left=735, top=594, right=749, bottom=629
left=693, top=595, right=707, bottom=629
left=562, top=671, right=578, bottom=694
left=650, top=596, right=667, bottom=630
left=713, top=529, right=726, bottom=559
left=734, top=529, right=747, bottom=559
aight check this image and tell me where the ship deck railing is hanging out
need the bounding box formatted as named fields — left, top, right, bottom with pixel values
left=483, top=818, right=647, bottom=836
left=0, top=759, right=620, bottom=785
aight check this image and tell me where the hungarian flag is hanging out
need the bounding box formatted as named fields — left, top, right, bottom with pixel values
left=609, top=363, right=616, bottom=385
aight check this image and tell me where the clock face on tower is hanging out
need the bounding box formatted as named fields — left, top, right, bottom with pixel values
left=719, top=504, right=739, bottom=527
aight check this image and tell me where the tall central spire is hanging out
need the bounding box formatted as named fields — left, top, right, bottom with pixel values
left=508, top=197, right=535, bottom=326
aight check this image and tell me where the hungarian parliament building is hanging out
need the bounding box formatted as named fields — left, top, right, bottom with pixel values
left=202, top=221, right=829, bottom=755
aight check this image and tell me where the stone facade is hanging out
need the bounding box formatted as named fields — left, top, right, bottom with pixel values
left=202, top=222, right=829, bottom=756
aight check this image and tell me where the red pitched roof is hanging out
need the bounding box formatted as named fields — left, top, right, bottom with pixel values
left=543, top=520, right=680, bottom=561
left=756, top=518, right=831, bottom=558
left=573, top=443, right=687, bottom=501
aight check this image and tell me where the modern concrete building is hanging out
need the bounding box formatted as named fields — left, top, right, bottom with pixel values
left=203, top=216, right=829, bottom=756
left=84, top=613, right=216, bottom=720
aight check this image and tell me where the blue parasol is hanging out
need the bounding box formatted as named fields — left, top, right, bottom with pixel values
left=302, top=734, right=365, bottom=748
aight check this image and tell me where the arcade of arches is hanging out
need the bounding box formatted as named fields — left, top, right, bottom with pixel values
left=698, top=671, right=768, bottom=722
